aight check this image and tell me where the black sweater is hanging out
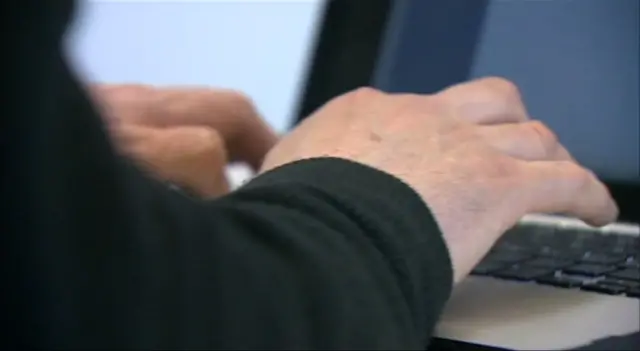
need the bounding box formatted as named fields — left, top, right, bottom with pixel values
left=3, top=1, right=453, bottom=349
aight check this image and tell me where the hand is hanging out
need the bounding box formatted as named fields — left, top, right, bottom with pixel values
left=261, top=77, right=618, bottom=283
left=92, top=85, right=278, bottom=198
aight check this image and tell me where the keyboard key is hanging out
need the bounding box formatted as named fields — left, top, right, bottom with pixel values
left=493, top=265, right=554, bottom=281
left=537, top=246, right=583, bottom=259
left=500, top=225, right=556, bottom=248
left=485, top=250, right=533, bottom=263
left=497, top=228, right=521, bottom=244
left=472, top=261, right=508, bottom=275
left=627, top=287, right=640, bottom=298
left=564, top=229, right=601, bottom=250
left=598, top=278, right=640, bottom=289
left=579, top=252, right=627, bottom=265
left=537, top=247, right=565, bottom=257
left=609, top=268, right=640, bottom=282
left=620, top=255, right=640, bottom=269
left=536, top=274, right=589, bottom=288
left=581, top=283, right=627, bottom=295
left=525, top=257, right=574, bottom=269
left=614, top=246, right=639, bottom=256
left=563, top=264, right=616, bottom=277
left=490, top=223, right=639, bottom=296
left=610, top=235, right=639, bottom=253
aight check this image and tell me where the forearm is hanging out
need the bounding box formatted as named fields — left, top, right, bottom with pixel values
left=204, top=158, right=454, bottom=349
left=12, top=153, right=453, bottom=349
left=4, top=0, right=453, bottom=348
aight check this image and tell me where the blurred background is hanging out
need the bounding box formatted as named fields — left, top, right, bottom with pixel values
left=67, top=0, right=324, bottom=134
left=67, top=0, right=638, bottom=183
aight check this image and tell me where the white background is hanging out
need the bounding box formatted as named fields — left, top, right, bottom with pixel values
left=67, top=0, right=324, bottom=132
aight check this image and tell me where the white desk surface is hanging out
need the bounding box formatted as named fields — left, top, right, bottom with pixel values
left=436, top=276, right=639, bottom=350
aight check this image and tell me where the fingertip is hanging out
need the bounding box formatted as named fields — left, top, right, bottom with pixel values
left=522, top=160, right=620, bottom=228
left=579, top=182, right=619, bottom=227
left=591, top=199, right=619, bottom=227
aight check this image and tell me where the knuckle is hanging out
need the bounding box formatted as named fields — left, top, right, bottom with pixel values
left=92, top=84, right=148, bottom=106
left=492, top=156, right=520, bottom=179
left=527, top=120, right=559, bottom=155
left=337, top=86, right=386, bottom=113
left=391, top=93, right=444, bottom=119
left=173, top=126, right=226, bottom=155
left=478, top=152, right=520, bottom=180
left=191, top=128, right=228, bottom=166
left=350, top=86, right=384, bottom=100
left=402, top=92, right=441, bottom=108
left=562, top=161, right=593, bottom=189
left=121, top=84, right=155, bottom=94
left=218, top=89, right=260, bottom=124
left=108, top=85, right=156, bottom=103
left=222, top=89, right=255, bottom=109
left=480, top=76, right=521, bottom=100
left=111, top=124, right=150, bottom=147
left=195, top=127, right=225, bottom=150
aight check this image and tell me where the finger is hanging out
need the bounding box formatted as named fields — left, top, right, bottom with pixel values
left=89, top=84, right=154, bottom=127
left=478, top=121, right=574, bottom=161
left=113, top=124, right=230, bottom=198
left=518, top=160, right=618, bottom=227
left=161, top=88, right=278, bottom=170
left=438, top=77, right=529, bottom=125
left=94, top=84, right=278, bottom=170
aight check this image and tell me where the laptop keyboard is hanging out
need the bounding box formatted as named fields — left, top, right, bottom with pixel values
left=471, top=223, right=640, bottom=298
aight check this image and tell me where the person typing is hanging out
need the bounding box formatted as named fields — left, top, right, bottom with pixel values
left=3, top=1, right=618, bottom=349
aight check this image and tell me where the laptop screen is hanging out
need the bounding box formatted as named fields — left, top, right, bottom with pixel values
left=375, top=0, right=639, bottom=184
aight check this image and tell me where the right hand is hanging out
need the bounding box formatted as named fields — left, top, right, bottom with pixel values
left=261, top=77, right=618, bottom=284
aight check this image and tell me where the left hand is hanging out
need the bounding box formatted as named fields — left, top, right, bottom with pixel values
left=91, top=84, right=278, bottom=198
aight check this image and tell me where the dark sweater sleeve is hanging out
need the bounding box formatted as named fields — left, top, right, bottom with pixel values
left=3, top=1, right=453, bottom=349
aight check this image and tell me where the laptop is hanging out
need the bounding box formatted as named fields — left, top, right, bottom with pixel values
left=282, top=1, right=639, bottom=350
